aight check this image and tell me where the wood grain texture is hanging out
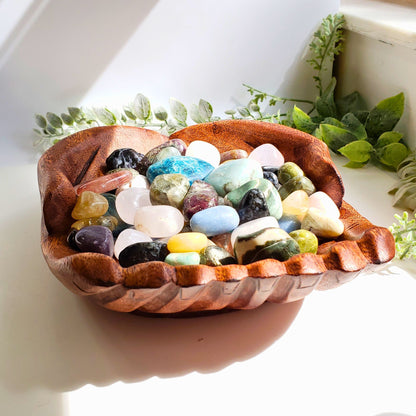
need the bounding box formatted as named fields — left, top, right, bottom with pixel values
left=38, top=122, right=395, bottom=315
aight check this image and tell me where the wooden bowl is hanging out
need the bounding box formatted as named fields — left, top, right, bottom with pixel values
left=38, top=120, right=395, bottom=315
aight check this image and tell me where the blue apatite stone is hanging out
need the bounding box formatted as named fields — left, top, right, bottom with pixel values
left=278, top=214, right=301, bottom=233
left=146, top=156, right=214, bottom=184
left=190, top=205, right=240, bottom=236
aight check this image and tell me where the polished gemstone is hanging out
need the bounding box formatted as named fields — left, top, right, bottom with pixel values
left=74, top=225, right=114, bottom=256
left=199, top=245, right=237, bottom=266
left=185, top=140, right=221, bottom=168
left=115, top=173, right=149, bottom=195
left=71, top=191, right=109, bottom=220
left=102, top=193, right=130, bottom=237
left=282, top=190, right=310, bottom=221
left=146, top=156, right=214, bottom=184
left=301, top=207, right=344, bottom=238
left=71, top=215, right=118, bottom=231
left=118, top=241, right=169, bottom=267
left=237, top=189, right=270, bottom=224
left=114, top=228, right=153, bottom=259
left=154, top=146, right=181, bottom=163
left=220, top=149, right=248, bottom=163
left=106, top=148, right=150, bottom=175
left=248, top=143, right=284, bottom=167
left=74, top=170, right=133, bottom=195
left=278, top=162, right=304, bottom=185
left=115, top=188, right=151, bottom=224
left=165, top=252, right=201, bottom=266
left=230, top=216, right=279, bottom=247
left=67, top=229, right=78, bottom=251
left=289, top=229, right=318, bottom=254
left=145, top=139, right=187, bottom=163
left=308, top=191, right=340, bottom=218
left=134, top=205, right=184, bottom=238
left=167, top=232, right=208, bottom=253
left=149, top=173, right=190, bottom=209
left=182, top=180, right=219, bottom=221
left=279, top=175, right=316, bottom=200
left=263, top=170, right=279, bottom=190
left=190, top=205, right=240, bottom=236
left=278, top=214, right=301, bottom=233
left=204, top=158, right=263, bottom=196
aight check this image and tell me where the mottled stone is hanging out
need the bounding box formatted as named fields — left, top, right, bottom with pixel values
left=282, top=190, right=310, bottom=221
left=278, top=214, right=301, bottom=233
left=74, top=225, right=114, bottom=256
left=185, top=140, right=221, bottom=168
left=145, top=139, right=187, bottom=164
left=301, top=207, right=344, bottom=238
left=115, top=188, right=151, bottom=225
left=263, top=170, right=280, bottom=190
left=190, top=205, right=240, bottom=236
left=165, top=252, right=201, bottom=266
left=245, top=239, right=300, bottom=264
left=71, top=191, right=109, bottom=220
left=146, top=156, right=214, bottom=184
left=71, top=215, right=118, bottom=231
left=154, top=146, right=181, bottom=163
left=200, top=245, right=237, bottom=266
left=114, top=228, right=152, bottom=259
left=308, top=191, right=340, bottom=218
left=289, top=229, right=318, bottom=254
left=204, top=158, right=263, bottom=197
left=118, top=241, right=169, bottom=267
left=183, top=180, right=219, bottom=221
left=248, top=143, right=284, bottom=167
left=210, top=233, right=233, bottom=254
left=278, top=162, right=304, bottom=185
left=262, top=166, right=280, bottom=176
left=74, top=170, right=133, bottom=195
left=149, top=173, right=190, bottom=209
left=279, top=175, right=316, bottom=200
left=220, top=149, right=248, bottom=163
left=134, top=205, right=184, bottom=238
left=225, top=178, right=282, bottom=220
left=237, top=189, right=270, bottom=224
left=230, top=216, right=279, bottom=247
left=167, top=232, right=208, bottom=253
left=106, top=148, right=150, bottom=175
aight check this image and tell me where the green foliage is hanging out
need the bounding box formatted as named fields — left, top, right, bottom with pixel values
left=389, top=211, right=416, bottom=260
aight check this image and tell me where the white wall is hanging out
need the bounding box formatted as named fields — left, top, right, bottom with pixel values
left=0, top=0, right=339, bottom=165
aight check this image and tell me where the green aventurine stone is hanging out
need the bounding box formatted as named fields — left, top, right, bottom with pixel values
left=149, top=173, right=190, bottom=209
left=165, top=252, right=201, bottom=266
left=278, top=162, right=304, bottom=185
left=244, top=238, right=300, bottom=264
left=225, top=178, right=282, bottom=220
left=199, top=245, right=237, bottom=266
left=289, top=229, right=318, bottom=254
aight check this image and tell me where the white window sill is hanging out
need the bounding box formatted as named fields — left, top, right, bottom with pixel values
left=340, top=0, right=416, bottom=49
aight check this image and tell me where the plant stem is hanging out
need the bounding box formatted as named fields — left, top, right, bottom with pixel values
left=243, top=84, right=314, bottom=105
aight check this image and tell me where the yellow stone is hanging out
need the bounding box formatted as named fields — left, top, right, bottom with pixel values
left=167, top=232, right=208, bottom=253
left=71, top=191, right=109, bottom=220
left=282, top=190, right=309, bottom=221
left=71, top=215, right=118, bottom=231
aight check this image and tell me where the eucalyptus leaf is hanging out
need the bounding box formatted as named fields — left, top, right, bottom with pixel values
left=93, top=108, right=117, bottom=125
left=292, top=105, right=317, bottom=133
left=68, top=107, right=83, bottom=122
left=132, top=93, right=151, bottom=121
left=225, top=109, right=236, bottom=115
left=336, top=91, right=367, bottom=117
left=189, top=104, right=205, bottom=124
left=338, top=140, right=373, bottom=163
left=198, top=99, right=213, bottom=121
left=319, top=123, right=357, bottom=152
left=46, top=124, right=58, bottom=135
left=60, top=113, right=74, bottom=126
left=46, top=112, right=63, bottom=129
left=376, top=142, right=409, bottom=169
left=124, top=108, right=137, bottom=120
left=365, top=92, right=405, bottom=141
left=341, top=113, right=367, bottom=140
left=237, top=106, right=250, bottom=118
left=154, top=106, right=168, bottom=121
left=375, top=131, right=403, bottom=148
left=170, top=98, right=187, bottom=124
left=33, top=128, right=43, bottom=137
left=315, top=77, right=337, bottom=118
left=35, top=114, right=47, bottom=129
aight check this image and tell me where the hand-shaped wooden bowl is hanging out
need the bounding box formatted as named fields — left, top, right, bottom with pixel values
left=38, top=120, right=395, bottom=315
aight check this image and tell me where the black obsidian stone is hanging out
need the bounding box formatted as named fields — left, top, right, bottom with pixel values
left=237, top=189, right=270, bottom=224
left=262, top=166, right=279, bottom=176
left=118, top=242, right=169, bottom=268
left=106, top=148, right=151, bottom=175
left=263, top=171, right=280, bottom=190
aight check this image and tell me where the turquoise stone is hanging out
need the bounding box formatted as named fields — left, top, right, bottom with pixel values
left=204, top=158, right=263, bottom=197
left=146, top=156, right=214, bottom=184
left=165, top=252, right=201, bottom=266
left=190, top=205, right=240, bottom=236
left=225, top=178, right=283, bottom=220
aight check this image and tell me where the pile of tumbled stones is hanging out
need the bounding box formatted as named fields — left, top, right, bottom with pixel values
left=67, top=139, right=344, bottom=267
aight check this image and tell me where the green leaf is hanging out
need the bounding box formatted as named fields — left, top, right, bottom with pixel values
left=189, top=104, right=204, bottom=124
left=132, top=93, right=151, bottom=121
left=60, top=113, right=74, bottom=126
left=352, top=110, right=369, bottom=125
left=225, top=109, right=236, bottom=116
left=93, top=108, right=117, bottom=125
left=198, top=99, right=213, bottom=121
left=375, top=131, right=403, bottom=148
left=338, top=140, right=373, bottom=163
left=124, top=108, right=137, bottom=120
left=35, top=114, right=47, bottom=129
left=68, top=107, right=84, bottom=122
left=365, top=92, right=405, bottom=140
left=316, top=77, right=338, bottom=118
left=292, top=105, right=317, bottom=133
left=170, top=98, right=187, bottom=124
left=321, top=117, right=343, bottom=128
left=344, top=161, right=367, bottom=168
left=46, top=112, right=63, bottom=129
left=154, top=106, right=168, bottom=121
left=341, top=113, right=367, bottom=140
left=336, top=91, right=367, bottom=117
left=237, top=107, right=250, bottom=118
left=319, top=123, right=357, bottom=152
left=376, top=142, right=409, bottom=169
left=45, top=124, right=58, bottom=135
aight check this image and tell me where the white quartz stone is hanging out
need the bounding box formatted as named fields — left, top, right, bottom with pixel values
left=114, top=228, right=152, bottom=259
left=230, top=216, right=279, bottom=247
left=248, top=143, right=284, bottom=167
left=308, top=191, right=340, bottom=218
left=115, top=188, right=152, bottom=224
left=116, top=174, right=149, bottom=195
left=185, top=140, right=221, bottom=168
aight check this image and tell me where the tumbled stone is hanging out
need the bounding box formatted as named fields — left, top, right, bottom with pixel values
left=102, top=193, right=130, bottom=237
left=230, top=216, right=279, bottom=247
left=115, top=188, right=151, bottom=224
left=279, top=175, right=316, bottom=200
left=146, top=156, right=214, bottom=184
left=308, top=191, right=340, bottom=218
left=154, top=146, right=181, bottom=163
left=115, top=173, right=149, bottom=195
left=204, top=158, right=263, bottom=197
left=149, top=173, right=190, bottom=209
left=225, top=178, right=283, bottom=220
left=74, top=170, right=133, bottom=195
left=74, top=225, right=114, bottom=256
left=263, top=170, right=280, bottom=190
left=134, top=205, right=184, bottom=238
left=67, top=229, right=79, bottom=251
left=278, top=162, right=304, bottom=185
left=237, top=189, right=270, bottom=224
left=248, top=143, right=284, bottom=167
left=210, top=233, right=233, bottom=254
left=289, top=229, right=318, bottom=254
left=165, top=252, right=201, bottom=266
left=245, top=239, right=300, bottom=264
left=71, top=215, right=118, bottom=231
left=282, top=190, right=310, bottom=221
left=182, top=180, right=219, bottom=221
left=190, top=205, right=240, bottom=236
left=118, top=241, right=169, bottom=267
left=167, top=232, right=208, bottom=253
left=145, top=139, right=187, bottom=164
left=278, top=214, right=301, bottom=233
left=71, top=191, right=109, bottom=220
left=185, top=140, right=221, bottom=168
left=106, top=148, right=150, bottom=175
left=220, top=149, right=248, bottom=163
left=200, top=245, right=237, bottom=266
left=301, top=207, right=344, bottom=238
left=262, top=166, right=280, bottom=176
left=114, top=228, right=152, bottom=259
